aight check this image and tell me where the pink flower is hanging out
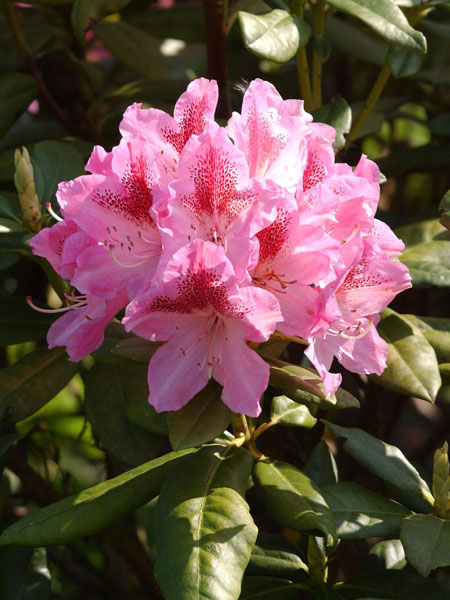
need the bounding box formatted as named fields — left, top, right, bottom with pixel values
left=306, top=234, right=412, bottom=395
left=228, top=79, right=311, bottom=192
left=124, top=240, right=282, bottom=416
left=156, top=123, right=281, bottom=280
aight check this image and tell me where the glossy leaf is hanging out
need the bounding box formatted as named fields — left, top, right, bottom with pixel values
left=240, top=577, right=300, bottom=600
left=312, top=98, right=352, bottom=149
left=322, top=481, right=410, bottom=539
left=71, top=0, right=133, bottom=43
left=0, top=73, right=38, bottom=137
left=324, top=0, right=426, bottom=53
left=324, top=421, right=434, bottom=511
left=0, top=296, right=55, bottom=346
left=0, top=348, right=79, bottom=424
left=404, top=314, right=450, bottom=362
left=399, top=225, right=450, bottom=287
left=125, top=400, right=168, bottom=437
left=386, top=46, right=424, bottom=78
left=303, top=440, right=339, bottom=487
left=167, top=380, right=231, bottom=450
left=238, top=10, right=311, bottom=63
left=247, top=534, right=307, bottom=579
left=0, top=547, right=50, bottom=599
left=154, top=444, right=257, bottom=600
left=0, top=449, right=194, bottom=547
left=32, top=141, right=86, bottom=206
left=84, top=361, right=161, bottom=465
left=400, top=514, right=450, bottom=576
left=368, top=539, right=406, bottom=570
left=253, top=458, right=337, bottom=546
left=372, top=309, right=441, bottom=402
left=93, top=21, right=166, bottom=79
left=270, top=395, right=317, bottom=429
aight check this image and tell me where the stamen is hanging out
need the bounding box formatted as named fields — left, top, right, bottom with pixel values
left=45, top=203, right=63, bottom=222
left=108, top=246, right=148, bottom=268
left=329, top=317, right=374, bottom=340
left=340, top=224, right=359, bottom=246
left=26, top=295, right=87, bottom=314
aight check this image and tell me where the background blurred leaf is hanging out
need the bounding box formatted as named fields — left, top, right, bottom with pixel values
left=0, top=296, right=55, bottom=345
left=312, top=98, right=352, bottom=149
left=0, top=547, right=50, bottom=599
left=71, top=0, right=133, bottom=43
left=240, top=577, right=300, bottom=599
left=0, top=73, right=38, bottom=138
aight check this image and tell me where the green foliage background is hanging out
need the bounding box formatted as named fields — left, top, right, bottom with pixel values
left=0, top=0, right=450, bottom=598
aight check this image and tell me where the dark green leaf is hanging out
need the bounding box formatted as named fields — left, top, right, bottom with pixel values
left=84, top=361, right=161, bottom=465
left=270, top=395, right=317, bottom=429
left=323, top=421, right=434, bottom=511
left=112, top=335, right=161, bottom=363
left=247, top=535, right=307, bottom=579
left=71, top=0, right=133, bottom=43
left=386, top=47, right=424, bottom=78
left=0, top=348, right=79, bottom=424
left=238, top=10, right=311, bottom=63
left=303, top=440, right=339, bottom=487
left=400, top=514, right=450, bottom=576
left=92, top=320, right=134, bottom=365
left=376, top=144, right=450, bottom=177
left=0, top=194, right=20, bottom=220
left=125, top=400, right=168, bottom=437
left=0, top=217, right=25, bottom=233
left=0, top=449, right=194, bottom=547
left=0, top=297, right=56, bottom=346
left=240, top=577, right=300, bottom=600
left=0, top=73, right=38, bottom=137
left=322, top=481, right=410, bottom=539
left=339, top=570, right=450, bottom=600
left=325, top=15, right=387, bottom=66
left=253, top=458, right=337, bottom=546
left=368, top=539, right=406, bottom=570
left=312, top=98, right=352, bottom=149
left=32, top=141, right=85, bottom=206
left=93, top=21, right=166, bottom=79
left=431, top=115, right=450, bottom=138
left=167, top=381, right=231, bottom=450
left=404, top=314, right=450, bottom=362
left=324, top=0, right=426, bottom=52
left=439, top=189, right=450, bottom=230
left=400, top=227, right=450, bottom=288
left=0, top=433, right=19, bottom=459
left=371, top=309, right=441, bottom=402
left=154, top=444, right=257, bottom=600
left=126, top=4, right=205, bottom=43
left=0, top=547, right=50, bottom=599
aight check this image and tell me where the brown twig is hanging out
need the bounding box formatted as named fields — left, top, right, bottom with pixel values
left=204, top=0, right=231, bottom=118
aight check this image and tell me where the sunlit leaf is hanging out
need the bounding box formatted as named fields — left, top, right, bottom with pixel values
left=270, top=395, right=317, bottom=428
left=400, top=514, right=450, bottom=576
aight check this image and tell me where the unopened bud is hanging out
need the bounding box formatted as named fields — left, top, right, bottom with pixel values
left=14, top=147, right=41, bottom=233
left=433, top=442, right=450, bottom=519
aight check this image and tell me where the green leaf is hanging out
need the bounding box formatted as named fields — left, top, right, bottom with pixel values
left=323, top=421, right=434, bottom=511
left=247, top=534, right=307, bottom=579
left=325, top=15, right=387, bottom=66
left=84, top=361, right=161, bottom=465
left=71, top=0, right=133, bottom=43
left=0, top=433, right=19, bottom=458
left=372, top=309, right=441, bottom=402
left=403, top=315, right=450, bottom=362
left=0, top=217, right=25, bottom=233
left=126, top=4, right=205, bottom=43
left=396, top=218, right=445, bottom=247
left=339, top=571, right=450, bottom=600
left=238, top=10, right=311, bottom=63
left=376, top=144, right=450, bottom=178
left=240, top=577, right=300, bottom=600
left=312, top=98, right=352, bottom=149
left=0, top=297, right=56, bottom=346
left=439, top=189, right=450, bottom=230
left=167, top=381, right=231, bottom=450
left=303, top=440, right=339, bottom=487
left=154, top=444, right=257, bottom=600
left=125, top=400, right=168, bottom=437
left=386, top=46, right=424, bottom=78
left=0, top=449, right=194, bottom=547
left=0, top=73, right=38, bottom=137
left=399, top=223, right=450, bottom=287
left=32, top=141, right=86, bottom=206
left=112, top=335, right=161, bottom=363
left=268, top=359, right=359, bottom=410
left=400, top=514, right=450, bottom=576
left=0, top=547, right=50, bottom=599
left=324, top=0, right=426, bottom=53
left=93, top=21, right=166, bottom=79
left=322, top=481, right=410, bottom=539
left=0, top=348, right=79, bottom=424
left=269, top=395, right=317, bottom=429
left=0, top=194, right=20, bottom=220
left=368, top=539, right=406, bottom=570
left=253, top=458, right=337, bottom=546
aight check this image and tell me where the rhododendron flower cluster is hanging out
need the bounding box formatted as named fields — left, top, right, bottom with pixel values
left=30, top=78, right=411, bottom=416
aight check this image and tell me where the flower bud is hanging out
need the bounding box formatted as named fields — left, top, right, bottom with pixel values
left=14, top=147, right=42, bottom=233
left=433, top=442, right=450, bottom=519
